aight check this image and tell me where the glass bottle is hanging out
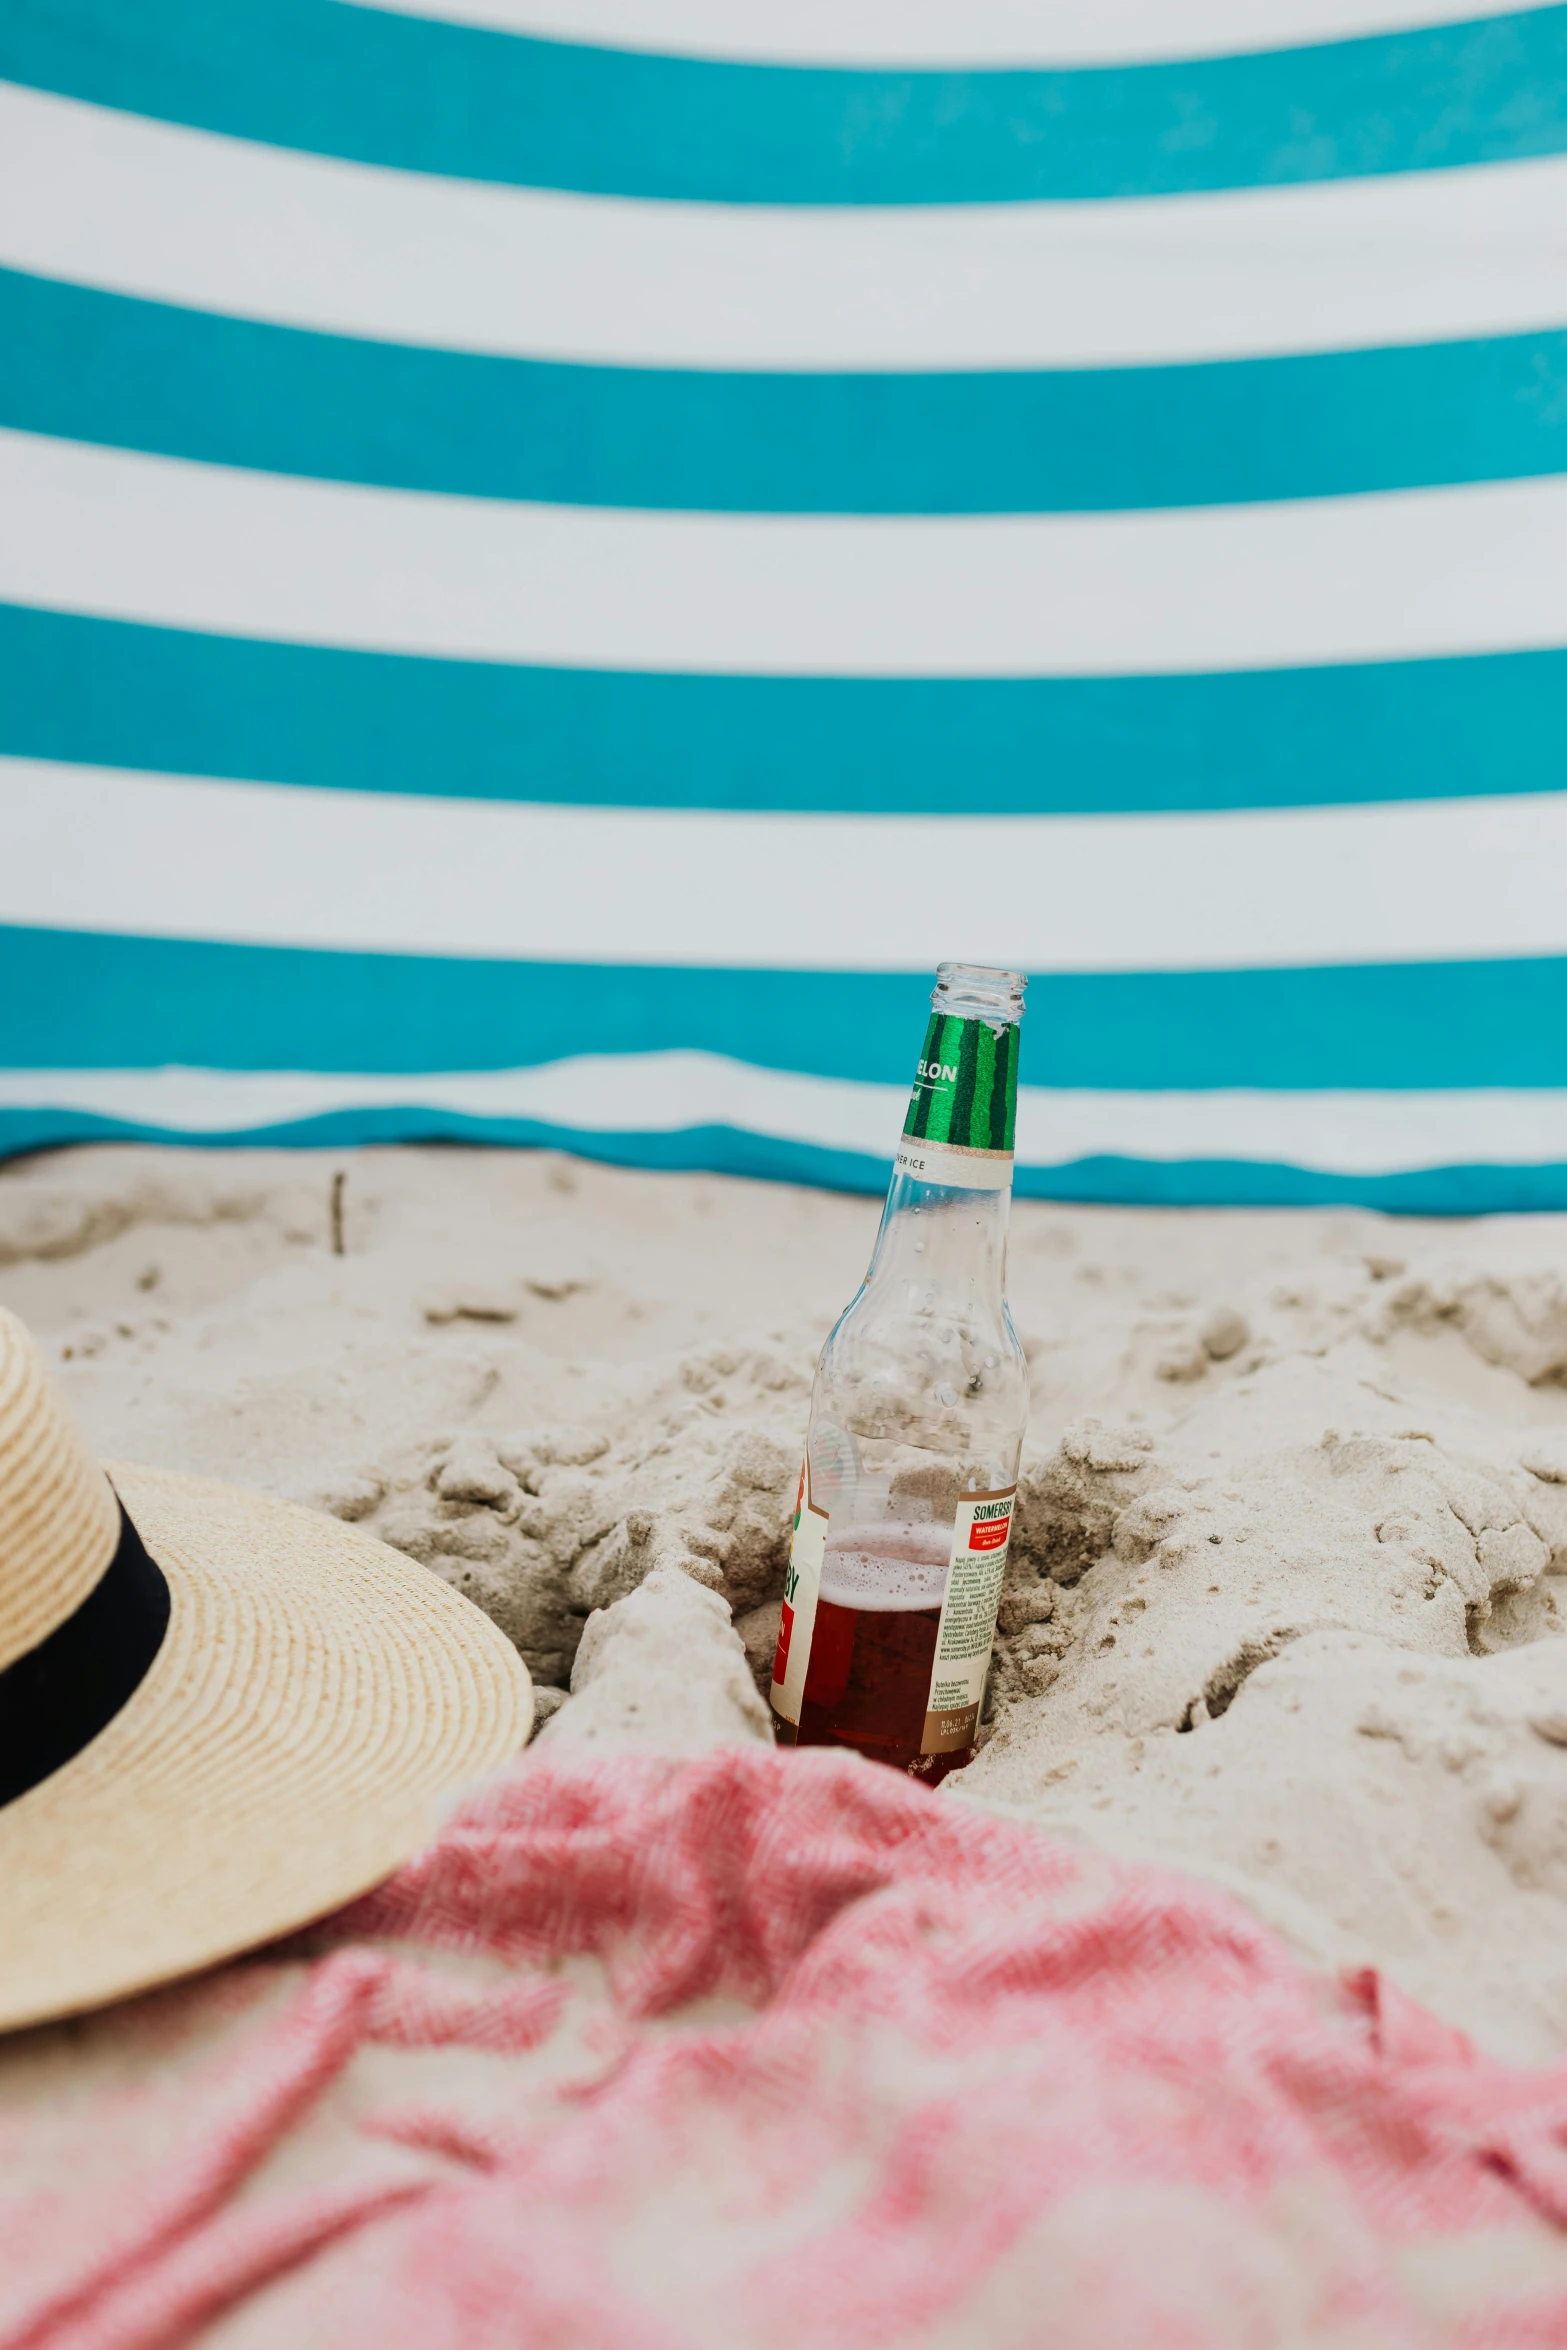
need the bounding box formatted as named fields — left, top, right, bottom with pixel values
left=771, top=962, right=1029, bottom=1781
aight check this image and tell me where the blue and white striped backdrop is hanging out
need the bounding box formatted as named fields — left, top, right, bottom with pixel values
left=3, top=0, right=1567, bottom=1207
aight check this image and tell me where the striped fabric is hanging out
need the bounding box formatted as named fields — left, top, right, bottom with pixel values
left=3, top=1, right=1566, bottom=1207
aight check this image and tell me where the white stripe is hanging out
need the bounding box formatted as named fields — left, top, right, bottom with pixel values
left=8, top=758, right=1567, bottom=975
left=341, top=0, right=1562, bottom=66
left=4, top=1059, right=1567, bottom=1177
left=5, top=85, right=1566, bottom=369
left=6, top=433, right=1566, bottom=677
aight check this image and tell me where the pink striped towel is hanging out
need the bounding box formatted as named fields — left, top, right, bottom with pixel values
left=5, top=1746, right=1567, bottom=2349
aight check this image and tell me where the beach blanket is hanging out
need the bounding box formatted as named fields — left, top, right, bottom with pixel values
left=6, top=1746, right=1567, bottom=2349
left=2, top=1, right=1567, bottom=1208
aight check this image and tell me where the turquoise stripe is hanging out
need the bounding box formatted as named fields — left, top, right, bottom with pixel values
left=5, top=1096, right=1565, bottom=1210
left=1, top=1099, right=1564, bottom=1212
left=0, top=1100, right=899, bottom=1194
left=3, top=0, right=1564, bottom=200
left=8, top=925, right=1567, bottom=1090
left=1008, top=1157, right=1567, bottom=1208
left=7, top=271, right=1567, bottom=512
left=4, top=606, right=1564, bottom=818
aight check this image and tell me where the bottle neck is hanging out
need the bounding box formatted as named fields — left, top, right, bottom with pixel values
left=895, top=1001, right=1020, bottom=1196
left=864, top=1170, right=1012, bottom=1316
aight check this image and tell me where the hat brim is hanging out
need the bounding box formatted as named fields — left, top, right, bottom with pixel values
left=0, top=1463, right=532, bottom=2033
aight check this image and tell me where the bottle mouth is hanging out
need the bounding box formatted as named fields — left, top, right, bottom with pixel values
left=931, top=962, right=1027, bottom=1027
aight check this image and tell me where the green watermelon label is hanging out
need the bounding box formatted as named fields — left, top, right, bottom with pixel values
left=899, top=1013, right=1018, bottom=1190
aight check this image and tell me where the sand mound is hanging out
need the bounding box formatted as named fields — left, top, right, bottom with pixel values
left=8, top=1145, right=1567, bottom=2055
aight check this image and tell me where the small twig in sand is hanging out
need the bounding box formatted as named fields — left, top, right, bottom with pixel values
left=329, top=1171, right=346, bottom=1258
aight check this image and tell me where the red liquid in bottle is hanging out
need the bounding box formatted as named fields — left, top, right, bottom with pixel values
left=795, top=1526, right=969, bottom=1781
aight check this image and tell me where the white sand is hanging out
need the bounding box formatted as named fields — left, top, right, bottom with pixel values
left=8, top=1143, right=1567, bottom=2059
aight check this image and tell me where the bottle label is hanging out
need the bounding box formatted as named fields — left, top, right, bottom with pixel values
left=770, top=1461, right=827, bottom=1728
left=894, top=1137, right=1014, bottom=1192
left=921, top=1488, right=1017, bottom=1755
left=902, top=1013, right=1018, bottom=1192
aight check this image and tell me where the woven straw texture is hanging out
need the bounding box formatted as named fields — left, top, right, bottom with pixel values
left=0, top=1308, right=119, bottom=1670
left=0, top=1454, right=533, bottom=2033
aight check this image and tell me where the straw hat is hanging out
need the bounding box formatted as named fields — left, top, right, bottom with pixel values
left=0, top=1306, right=532, bottom=2032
